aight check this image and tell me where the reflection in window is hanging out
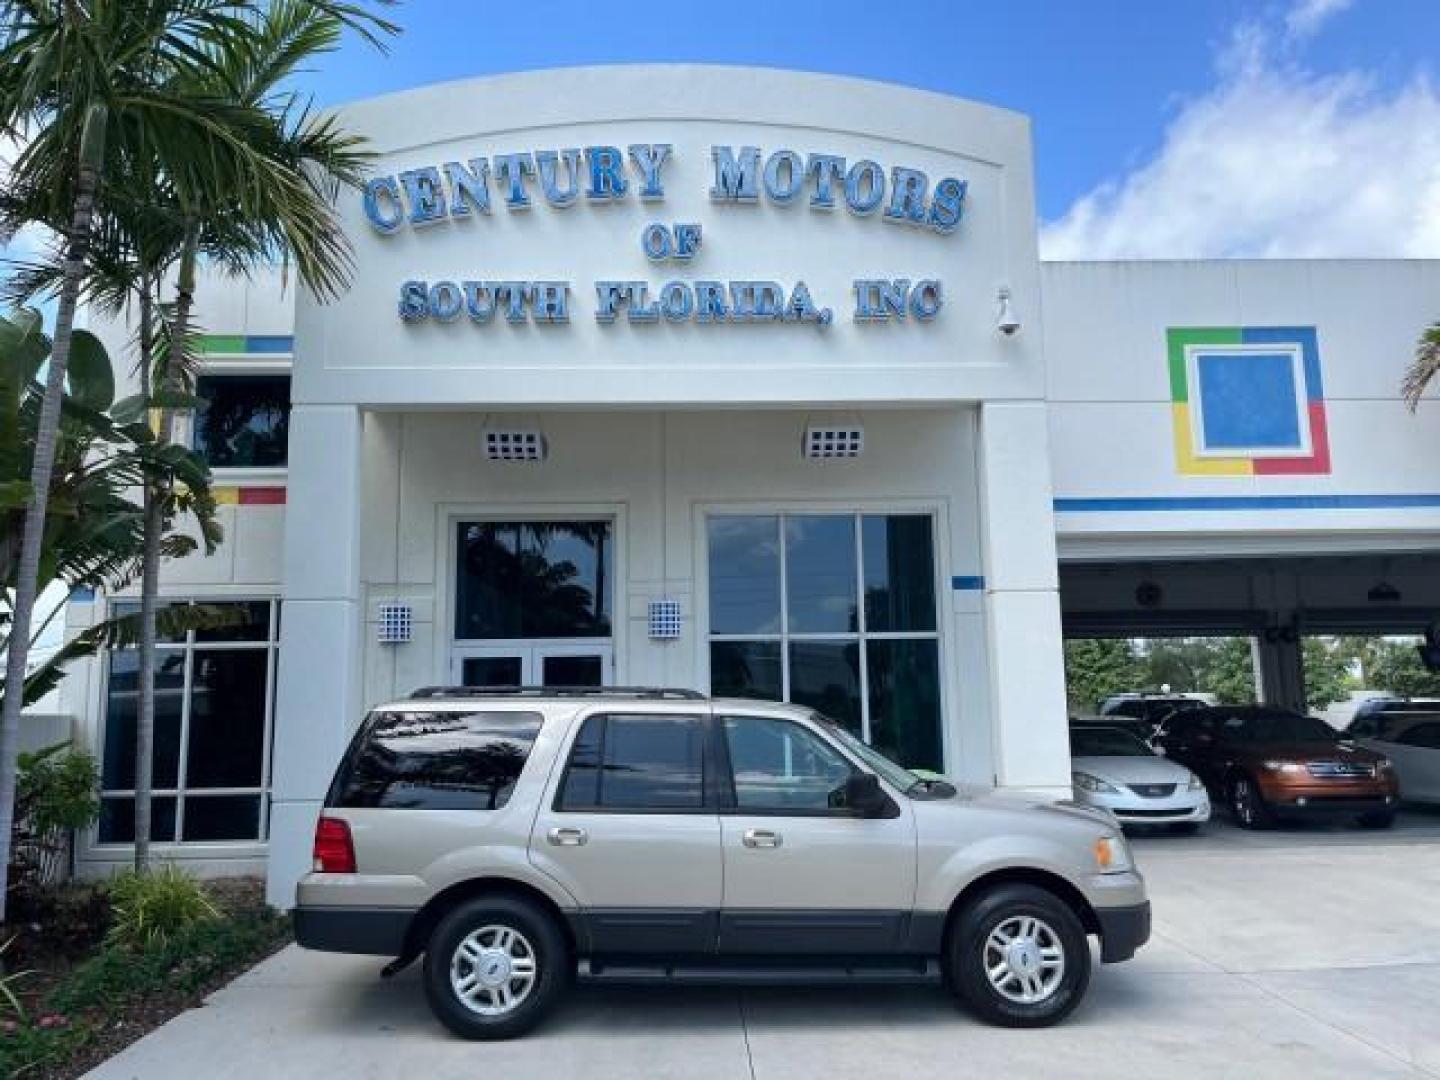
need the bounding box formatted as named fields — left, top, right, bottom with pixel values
left=722, top=716, right=853, bottom=812
left=707, top=513, right=942, bottom=771
left=99, top=599, right=278, bottom=844
left=455, top=522, right=612, bottom=639
left=332, top=711, right=543, bottom=810
left=192, top=375, right=290, bottom=468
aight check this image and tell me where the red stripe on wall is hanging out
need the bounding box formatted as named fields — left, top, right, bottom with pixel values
left=237, top=486, right=287, bottom=505
left=1253, top=404, right=1331, bottom=475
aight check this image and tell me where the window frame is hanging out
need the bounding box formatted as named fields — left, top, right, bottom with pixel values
left=552, top=711, right=719, bottom=815
left=180, top=359, right=291, bottom=476
left=93, top=596, right=279, bottom=848
left=713, top=713, right=865, bottom=818
left=702, top=509, right=945, bottom=750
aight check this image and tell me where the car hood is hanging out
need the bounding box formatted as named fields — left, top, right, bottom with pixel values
left=1071, top=755, right=1194, bottom=785
left=1235, top=740, right=1382, bottom=763
left=928, top=782, right=1119, bottom=830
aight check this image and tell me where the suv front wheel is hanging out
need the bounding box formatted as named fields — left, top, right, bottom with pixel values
left=946, top=883, right=1091, bottom=1027
left=422, top=894, right=569, bottom=1040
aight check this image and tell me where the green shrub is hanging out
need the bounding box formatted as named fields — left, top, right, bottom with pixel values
left=12, top=742, right=101, bottom=889
left=104, top=865, right=220, bottom=951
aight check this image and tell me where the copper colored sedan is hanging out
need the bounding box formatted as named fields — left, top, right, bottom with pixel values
left=1153, top=706, right=1400, bottom=829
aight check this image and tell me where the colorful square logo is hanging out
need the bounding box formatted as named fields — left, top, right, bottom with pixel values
left=1168, top=326, right=1330, bottom=476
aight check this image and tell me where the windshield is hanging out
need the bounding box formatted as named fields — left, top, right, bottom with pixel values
left=818, top=717, right=925, bottom=792
left=1230, top=710, right=1337, bottom=743
left=1070, top=727, right=1154, bottom=757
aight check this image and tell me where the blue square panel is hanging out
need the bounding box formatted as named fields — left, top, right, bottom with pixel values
left=1195, top=351, right=1302, bottom=451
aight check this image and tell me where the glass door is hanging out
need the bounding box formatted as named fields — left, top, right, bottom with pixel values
left=452, top=646, right=526, bottom=688
left=449, top=644, right=613, bottom=687
left=535, top=643, right=612, bottom=688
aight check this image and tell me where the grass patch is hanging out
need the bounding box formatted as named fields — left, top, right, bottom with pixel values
left=0, top=879, right=290, bottom=1080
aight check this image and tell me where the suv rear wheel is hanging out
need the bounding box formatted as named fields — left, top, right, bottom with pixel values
left=946, top=883, right=1091, bottom=1027
left=422, top=894, right=568, bottom=1039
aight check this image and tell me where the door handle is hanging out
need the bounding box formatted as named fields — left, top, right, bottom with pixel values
left=547, top=826, right=588, bottom=847
left=742, top=828, right=782, bottom=849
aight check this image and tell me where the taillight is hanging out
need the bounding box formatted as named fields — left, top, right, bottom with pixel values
left=313, top=815, right=356, bottom=873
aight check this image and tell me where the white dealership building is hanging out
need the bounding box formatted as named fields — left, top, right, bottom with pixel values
left=60, top=67, right=1440, bottom=903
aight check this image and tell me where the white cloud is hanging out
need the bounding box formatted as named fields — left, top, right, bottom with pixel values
left=1040, top=8, right=1440, bottom=260
left=1285, top=0, right=1353, bottom=40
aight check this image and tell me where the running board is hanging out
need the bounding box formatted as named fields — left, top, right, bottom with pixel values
left=577, top=958, right=942, bottom=986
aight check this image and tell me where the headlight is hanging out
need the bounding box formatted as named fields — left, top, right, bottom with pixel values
left=1187, top=772, right=1204, bottom=791
left=1093, top=835, right=1133, bottom=874
left=1073, top=771, right=1119, bottom=793
left=1262, top=760, right=1304, bottom=774
left=1376, top=758, right=1395, bottom=772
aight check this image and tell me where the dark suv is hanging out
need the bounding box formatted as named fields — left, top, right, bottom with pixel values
left=1153, top=705, right=1400, bottom=829
left=1098, top=695, right=1206, bottom=740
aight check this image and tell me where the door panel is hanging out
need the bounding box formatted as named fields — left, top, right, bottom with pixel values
left=715, top=714, right=916, bottom=955
left=529, top=711, right=721, bottom=955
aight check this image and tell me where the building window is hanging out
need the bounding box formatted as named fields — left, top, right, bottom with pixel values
left=707, top=513, right=943, bottom=771
left=98, top=599, right=278, bottom=845
left=454, top=521, right=612, bottom=640
left=192, top=374, right=291, bottom=468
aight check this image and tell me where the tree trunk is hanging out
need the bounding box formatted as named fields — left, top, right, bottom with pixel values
left=0, top=124, right=104, bottom=920
left=134, top=282, right=157, bottom=870
left=132, top=231, right=198, bottom=864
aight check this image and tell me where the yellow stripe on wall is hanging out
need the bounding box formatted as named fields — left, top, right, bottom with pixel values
left=212, top=486, right=240, bottom=505
left=1172, top=404, right=1253, bottom=476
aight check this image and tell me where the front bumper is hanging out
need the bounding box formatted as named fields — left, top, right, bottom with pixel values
left=1077, top=787, right=1211, bottom=826
left=1095, top=901, right=1151, bottom=964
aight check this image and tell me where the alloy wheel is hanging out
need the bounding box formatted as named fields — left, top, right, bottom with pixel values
left=981, top=915, right=1066, bottom=1005
left=449, top=924, right=538, bottom=1017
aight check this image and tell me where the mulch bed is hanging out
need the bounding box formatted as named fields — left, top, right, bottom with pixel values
left=1, top=876, right=292, bottom=1080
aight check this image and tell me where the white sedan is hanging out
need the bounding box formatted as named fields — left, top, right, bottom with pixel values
left=1070, top=725, right=1211, bottom=832
left=1354, top=712, right=1440, bottom=804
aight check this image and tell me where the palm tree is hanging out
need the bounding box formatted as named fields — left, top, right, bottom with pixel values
left=0, top=0, right=395, bottom=906
left=1403, top=322, right=1439, bottom=410
left=128, top=0, right=391, bottom=865
left=0, top=306, right=226, bottom=708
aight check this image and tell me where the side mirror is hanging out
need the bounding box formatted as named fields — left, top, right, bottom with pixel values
left=843, top=772, right=894, bottom=818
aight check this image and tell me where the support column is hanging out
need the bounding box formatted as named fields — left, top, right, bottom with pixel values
left=266, top=405, right=364, bottom=909
left=1253, top=630, right=1306, bottom=712
left=977, top=401, right=1070, bottom=795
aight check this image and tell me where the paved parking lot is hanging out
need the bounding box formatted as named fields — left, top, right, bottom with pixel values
left=88, top=809, right=1440, bottom=1079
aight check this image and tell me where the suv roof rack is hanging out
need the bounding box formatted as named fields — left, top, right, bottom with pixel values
left=408, top=685, right=708, bottom=701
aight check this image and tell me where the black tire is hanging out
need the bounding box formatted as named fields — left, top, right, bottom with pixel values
left=422, top=894, right=569, bottom=1040
left=1167, top=822, right=1201, bottom=835
left=946, top=884, right=1092, bottom=1028
left=1229, top=775, right=1273, bottom=830
left=1357, top=810, right=1396, bottom=829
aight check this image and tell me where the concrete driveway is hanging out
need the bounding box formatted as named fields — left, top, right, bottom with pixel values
left=87, top=810, right=1440, bottom=1079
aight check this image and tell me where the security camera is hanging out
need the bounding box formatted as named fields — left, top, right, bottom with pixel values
left=996, top=286, right=1020, bottom=335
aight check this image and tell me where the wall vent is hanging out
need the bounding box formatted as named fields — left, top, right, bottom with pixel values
left=376, top=602, right=413, bottom=644
left=485, top=429, right=546, bottom=462
left=803, top=426, right=864, bottom=459
left=648, top=599, right=683, bottom=641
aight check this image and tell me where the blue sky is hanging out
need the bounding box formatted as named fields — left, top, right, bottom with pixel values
left=309, top=0, right=1440, bottom=253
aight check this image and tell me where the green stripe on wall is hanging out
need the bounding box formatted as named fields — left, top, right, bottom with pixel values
left=1166, top=327, right=1241, bottom=403
left=198, top=334, right=248, bottom=354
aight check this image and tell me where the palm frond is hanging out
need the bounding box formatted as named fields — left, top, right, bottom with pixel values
left=1402, top=322, right=1440, bottom=411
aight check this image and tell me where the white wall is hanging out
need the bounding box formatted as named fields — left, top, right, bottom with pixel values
left=1045, top=260, right=1440, bottom=550
left=355, top=405, right=991, bottom=773
left=297, top=66, right=1044, bottom=409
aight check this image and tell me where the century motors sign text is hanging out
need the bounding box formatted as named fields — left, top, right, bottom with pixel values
left=363, top=144, right=967, bottom=328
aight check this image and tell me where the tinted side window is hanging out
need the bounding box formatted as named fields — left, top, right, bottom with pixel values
left=558, top=714, right=706, bottom=811
left=1398, top=722, right=1440, bottom=749
left=721, top=716, right=854, bottom=812
left=329, top=710, right=541, bottom=810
